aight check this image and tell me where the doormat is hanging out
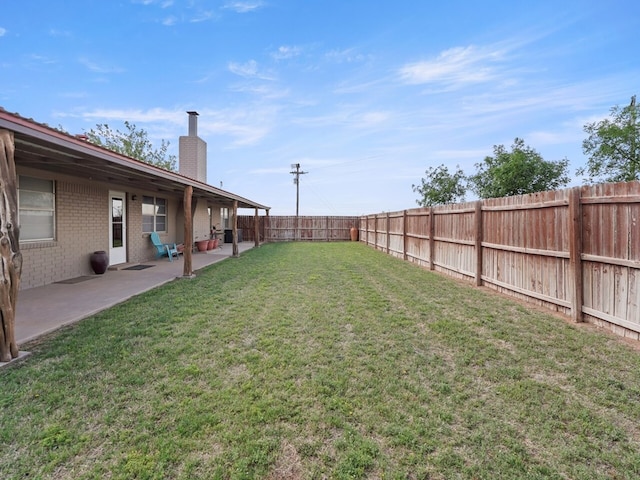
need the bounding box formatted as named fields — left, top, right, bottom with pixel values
left=55, top=276, right=96, bottom=284
left=123, top=265, right=155, bottom=271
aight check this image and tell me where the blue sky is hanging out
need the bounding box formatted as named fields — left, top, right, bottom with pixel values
left=1, top=1, right=638, bottom=215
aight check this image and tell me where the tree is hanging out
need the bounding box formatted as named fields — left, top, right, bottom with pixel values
left=469, top=138, right=570, bottom=199
left=85, top=122, right=177, bottom=171
left=412, top=164, right=466, bottom=206
left=578, top=95, right=639, bottom=183
left=0, top=130, right=22, bottom=361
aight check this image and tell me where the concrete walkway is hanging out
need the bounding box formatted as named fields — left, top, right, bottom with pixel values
left=15, top=242, right=256, bottom=346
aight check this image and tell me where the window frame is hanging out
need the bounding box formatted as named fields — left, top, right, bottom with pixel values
left=220, top=207, right=230, bottom=229
left=18, top=175, right=56, bottom=242
left=142, top=195, right=168, bottom=234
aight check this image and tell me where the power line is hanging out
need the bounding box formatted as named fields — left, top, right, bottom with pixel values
left=289, top=163, right=308, bottom=216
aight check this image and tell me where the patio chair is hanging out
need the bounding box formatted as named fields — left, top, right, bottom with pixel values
left=150, top=232, right=180, bottom=262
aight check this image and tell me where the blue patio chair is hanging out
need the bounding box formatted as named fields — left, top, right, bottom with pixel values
left=150, top=232, right=180, bottom=262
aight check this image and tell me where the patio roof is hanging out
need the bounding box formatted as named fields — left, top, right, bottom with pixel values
left=0, top=108, right=269, bottom=211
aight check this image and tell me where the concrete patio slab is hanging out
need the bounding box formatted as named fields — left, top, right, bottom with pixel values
left=15, top=243, right=256, bottom=346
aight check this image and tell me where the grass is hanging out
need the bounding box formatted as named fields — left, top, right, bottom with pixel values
left=2, top=241, right=640, bottom=479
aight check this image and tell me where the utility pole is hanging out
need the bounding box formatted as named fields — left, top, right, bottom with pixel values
left=289, top=163, right=308, bottom=217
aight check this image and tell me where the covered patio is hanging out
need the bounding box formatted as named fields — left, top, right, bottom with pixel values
left=14, top=242, right=256, bottom=346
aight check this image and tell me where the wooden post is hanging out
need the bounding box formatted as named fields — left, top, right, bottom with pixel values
left=182, top=186, right=193, bottom=278
left=365, top=216, right=368, bottom=245
left=254, top=207, right=260, bottom=247
left=403, top=210, right=408, bottom=261
left=0, top=130, right=22, bottom=362
left=569, top=187, right=584, bottom=322
left=429, top=207, right=435, bottom=271
left=386, top=212, right=391, bottom=253
left=232, top=200, right=239, bottom=257
left=265, top=209, right=270, bottom=243
left=475, top=201, right=483, bottom=286
left=374, top=215, right=378, bottom=250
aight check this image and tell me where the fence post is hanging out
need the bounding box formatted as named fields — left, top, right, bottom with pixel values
left=374, top=215, right=379, bottom=250
left=403, top=210, right=408, bottom=261
left=569, top=187, right=584, bottom=322
left=386, top=212, right=391, bottom=254
left=429, top=207, right=435, bottom=270
left=254, top=208, right=260, bottom=247
left=326, top=216, right=330, bottom=242
left=475, top=201, right=483, bottom=286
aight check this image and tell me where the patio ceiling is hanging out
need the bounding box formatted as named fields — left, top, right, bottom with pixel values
left=1, top=109, right=269, bottom=211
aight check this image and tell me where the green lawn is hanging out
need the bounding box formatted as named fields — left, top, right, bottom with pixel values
left=2, top=242, right=640, bottom=479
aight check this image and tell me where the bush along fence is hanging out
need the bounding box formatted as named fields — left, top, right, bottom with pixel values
left=237, top=215, right=360, bottom=243
left=360, top=181, right=640, bottom=340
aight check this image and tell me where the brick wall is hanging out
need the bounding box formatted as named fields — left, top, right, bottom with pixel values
left=20, top=180, right=107, bottom=289
left=178, top=136, right=207, bottom=182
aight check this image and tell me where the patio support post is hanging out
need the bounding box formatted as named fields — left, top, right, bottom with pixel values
left=265, top=209, right=270, bottom=243
left=254, top=207, right=259, bottom=247
left=0, top=130, right=22, bottom=362
left=183, top=186, right=193, bottom=277
left=232, top=200, right=239, bottom=257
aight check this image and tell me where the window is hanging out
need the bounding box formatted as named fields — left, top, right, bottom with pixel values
left=142, top=196, right=167, bottom=233
left=19, top=176, right=55, bottom=241
left=221, top=207, right=230, bottom=229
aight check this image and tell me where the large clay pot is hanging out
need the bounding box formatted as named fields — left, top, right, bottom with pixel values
left=207, top=239, right=215, bottom=250
left=350, top=227, right=359, bottom=242
left=90, top=251, right=109, bottom=274
left=196, top=240, right=208, bottom=252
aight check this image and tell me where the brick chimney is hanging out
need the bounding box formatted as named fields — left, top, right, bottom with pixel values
left=179, top=111, right=207, bottom=182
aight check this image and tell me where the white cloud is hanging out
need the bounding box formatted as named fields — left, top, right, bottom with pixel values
left=72, top=107, right=185, bottom=125
left=325, top=48, right=370, bottom=64
left=357, top=111, right=390, bottom=126
left=190, top=10, right=215, bottom=22
left=78, top=57, right=124, bottom=74
left=223, top=1, right=264, bottom=13
left=228, top=60, right=275, bottom=80
left=228, top=83, right=290, bottom=99
left=49, top=29, right=72, bottom=37
left=398, top=45, right=506, bottom=87
left=0, top=28, right=7, bottom=37
left=162, top=16, right=178, bottom=26
left=229, top=60, right=258, bottom=77
left=272, top=45, right=302, bottom=60
left=59, top=106, right=276, bottom=147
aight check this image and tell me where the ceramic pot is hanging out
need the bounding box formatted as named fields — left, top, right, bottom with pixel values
left=90, top=251, right=109, bottom=274
left=196, top=240, right=208, bottom=252
left=350, top=227, right=359, bottom=242
left=207, top=239, right=215, bottom=250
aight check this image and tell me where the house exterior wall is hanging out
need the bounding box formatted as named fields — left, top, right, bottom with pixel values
left=19, top=172, right=108, bottom=289
left=17, top=168, right=189, bottom=290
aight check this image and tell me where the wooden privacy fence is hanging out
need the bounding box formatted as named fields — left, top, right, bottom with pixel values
left=237, top=215, right=360, bottom=242
left=360, top=181, right=640, bottom=338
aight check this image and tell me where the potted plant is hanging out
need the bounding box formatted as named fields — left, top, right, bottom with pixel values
left=196, top=240, right=208, bottom=252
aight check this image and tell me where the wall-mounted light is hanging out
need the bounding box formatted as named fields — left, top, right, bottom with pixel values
left=131, top=194, right=137, bottom=201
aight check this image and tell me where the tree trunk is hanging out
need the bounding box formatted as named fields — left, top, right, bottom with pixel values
left=0, top=130, right=22, bottom=362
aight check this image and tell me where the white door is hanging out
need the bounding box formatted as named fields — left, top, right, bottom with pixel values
left=109, top=191, right=127, bottom=265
